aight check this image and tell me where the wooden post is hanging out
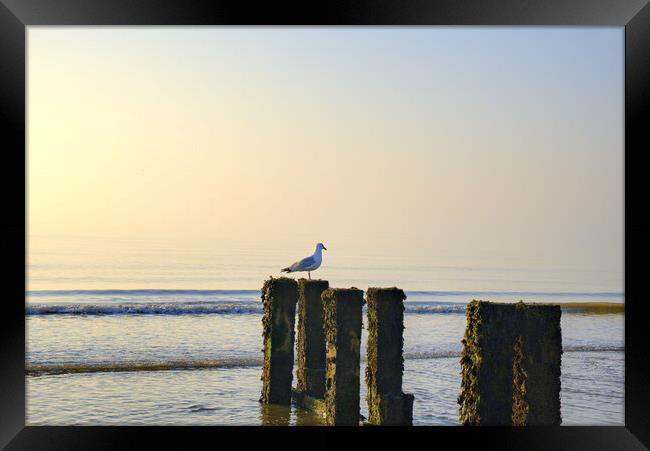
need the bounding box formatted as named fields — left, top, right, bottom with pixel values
left=365, top=287, right=414, bottom=425
left=295, top=279, right=329, bottom=399
left=458, top=300, right=562, bottom=425
left=513, top=303, right=562, bottom=425
left=322, top=288, right=364, bottom=426
left=259, top=277, right=298, bottom=405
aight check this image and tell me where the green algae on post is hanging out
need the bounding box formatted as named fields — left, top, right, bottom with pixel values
left=292, top=387, right=328, bottom=421
left=259, top=277, right=298, bottom=405
left=294, top=394, right=329, bottom=426
left=295, top=279, right=329, bottom=399
left=322, top=287, right=365, bottom=426
left=511, top=335, right=529, bottom=426
left=458, top=300, right=562, bottom=426
left=365, top=287, right=414, bottom=425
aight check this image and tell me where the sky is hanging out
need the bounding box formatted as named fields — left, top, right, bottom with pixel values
left=27, top=27, right=623, bottom=291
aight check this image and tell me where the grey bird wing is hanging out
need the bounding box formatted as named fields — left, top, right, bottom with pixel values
left=290, top=255, right=316, bottom=271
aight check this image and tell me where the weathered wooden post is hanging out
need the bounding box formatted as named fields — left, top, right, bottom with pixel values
left=512, top=303, right=562, bottom=426
left=458, top=300, right=562, bottom=426
left=322, top=287, right=364, bottom=426
left=259, top=277, right=298, bottom=405
left=295, top=279, right=329, bottom=399
left=365, top=287, right=415, bottom=425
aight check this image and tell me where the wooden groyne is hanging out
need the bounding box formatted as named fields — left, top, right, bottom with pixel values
left=365, top=288, right=414, bottom=425
left=458, top=300, right=562, bottom=426
left=295, top=279, right=329, bottom=399
left=322, top=287, right=365, bottom=425
left=259, top=277, right=298, bottom=405
left=257, top=277, right=563, bottom=427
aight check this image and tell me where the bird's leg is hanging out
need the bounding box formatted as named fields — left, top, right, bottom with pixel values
left=308, top=271, right=311, bottom=280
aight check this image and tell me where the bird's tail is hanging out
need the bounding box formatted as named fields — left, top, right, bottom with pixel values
left=281, top=267, right=291, bottom=273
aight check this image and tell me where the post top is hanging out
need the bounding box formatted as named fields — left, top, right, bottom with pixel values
left=321, top=287, right=365, bottom=304
left=367, top=287, right=406, bottom=300
left=265, top=276, right=297, bottom=281
left=467, top=299, right=561, bottom=312
left=263, top=277, right=298, bottom=287
left=323, top=287, right=363, bottom=293
left=298, top=278, right=329, bottom=284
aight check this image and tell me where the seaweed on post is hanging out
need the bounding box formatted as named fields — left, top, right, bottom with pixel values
left=259, top=277, right=299, bottom=405
left=295, top=279, right=329, bottom=399
left=458, top=300, right=562, bottom=426
left=322, top=287, right=364, bottom=426
left=365, top=287, right=414, bottom=425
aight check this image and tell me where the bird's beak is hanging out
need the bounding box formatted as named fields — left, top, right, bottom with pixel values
left=323, top=247, right=327, bottom=251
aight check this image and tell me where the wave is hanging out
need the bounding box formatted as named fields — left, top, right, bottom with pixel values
left=406, top=290, right=622, bottom=298
left=26, top=345, right=624, bottom=376
left=405, top=304, right=466, bottom=314
left=24, top=302, right=468, bottom=316
left=403, top=345, right=624, bottom=361
left=26, top=302, right=264, bottom=315
left=27, top=289, right=261, bottom=297
left=25, top=301, right=623, bottom=316
left=26, top=357, right=263, bottom=376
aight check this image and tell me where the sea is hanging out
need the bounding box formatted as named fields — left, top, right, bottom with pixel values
left=26, top=236, right=624, bottom=425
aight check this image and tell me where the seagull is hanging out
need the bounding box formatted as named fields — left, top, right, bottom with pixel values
left=281, top=243, right=327, bottom=280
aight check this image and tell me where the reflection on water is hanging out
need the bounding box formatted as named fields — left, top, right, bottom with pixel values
left=294, top=405, right=327, bottom=426
left=260, top=404, right=291, bottom=426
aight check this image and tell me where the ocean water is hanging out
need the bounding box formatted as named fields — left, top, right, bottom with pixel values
left=26, top=236, right=624, bottom=425
left=26, top=289, right=624, bottom=425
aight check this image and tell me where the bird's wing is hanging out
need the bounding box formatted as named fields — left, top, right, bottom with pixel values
left=291, top=255, right=316, bottom=271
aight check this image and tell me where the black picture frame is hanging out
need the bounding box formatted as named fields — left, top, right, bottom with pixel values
left=1, top=0, right=648, bottom=449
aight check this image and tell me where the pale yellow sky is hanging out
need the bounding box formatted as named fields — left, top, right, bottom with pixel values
left=27, top=27, right=623, bottom=284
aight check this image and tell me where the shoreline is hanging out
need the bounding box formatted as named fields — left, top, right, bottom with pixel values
left=555, top=302, right=624, bottom=314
